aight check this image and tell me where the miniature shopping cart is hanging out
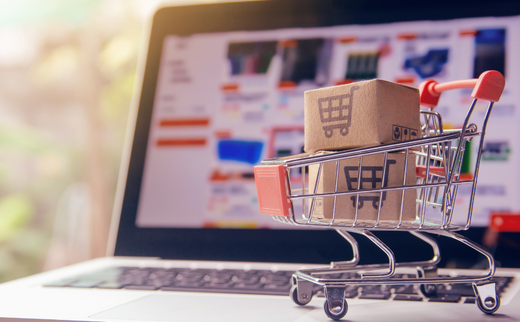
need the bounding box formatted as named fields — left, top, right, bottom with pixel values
left=254, top=71, right=505, bottom=320
left=319, top=85, right=359, bottom=138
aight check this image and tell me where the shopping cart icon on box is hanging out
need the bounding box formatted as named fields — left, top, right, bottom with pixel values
left=318, top=86, right=359, bottom=138
left=344, top=159, right=396, bottom=209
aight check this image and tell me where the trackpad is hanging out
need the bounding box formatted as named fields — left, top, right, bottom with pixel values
left=91, top=293, right=314, bottom=322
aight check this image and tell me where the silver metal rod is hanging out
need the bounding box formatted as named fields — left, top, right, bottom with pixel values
left=330, top=230, right=360, bottom=267
left=409, top=231, right=441, bottom=266
left=436, top=230, right=495, bottom=278
left=414, top=152, right=444, bottom=162
left=354, top=156, right=363, bottom=226
left=420, top=143, right=432, bottom=228
left=416, top=199, right=443, bottom=207
left=285, top=168, right=297, bottom=222
left=440, top=139, right=452, bottom=220
left=376, top=153, right=389, bottom=227
left=352, top=230, right=395, bottom=278
left=272, top=132, right=477, bottom=168
left=398, top=149, right=409, bottom=228
left=291, top=180, right=472, bottom=201
left=301, top=163, right=306, bottom=219
left=444, top=99, right=477, bottom=199
left=444, top=146, right=466, bottom=228
left=331, top=160, right=340, bottom=226
left=465, top=101, right=494, bottom=229
left=307, top=163, right=322, bottom=224
left=293, top=271, right=492, bottom=286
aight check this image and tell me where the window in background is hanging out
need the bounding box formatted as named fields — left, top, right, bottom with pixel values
left=0, top=0, right=169, bottom=282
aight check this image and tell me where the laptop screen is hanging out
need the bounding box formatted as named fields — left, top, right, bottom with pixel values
left=114, top=0, right=520, bottom=266
left=136, top=17, right=516, bottom=229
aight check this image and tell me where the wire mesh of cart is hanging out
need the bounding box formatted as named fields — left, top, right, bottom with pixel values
left=253, top=71, right=506, bottom=320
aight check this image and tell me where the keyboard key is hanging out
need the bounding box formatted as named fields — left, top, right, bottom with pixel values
left=359, top=292, right=392, bottom=300
left=494, top=277, right=513, bottom=294
left=204, top=281, right=235, bottom=289
left=464, top=297, right=476, bottom=304
left=43, top=279, right=77, bottom=287
left=361, top=285, right=384, bottom=292
left=204, top=274, right=232, bottom=284
left=428, top=295, right=461, bottom=303
left=174, top=281, right=204, bottom=288
left=96, top=282, right=125, bottom=289
left=393, top=294, right=423, bottom=301
left=263, top=284, right=291, bottom=292
left=175, top=273, right=204, bottom=283
left=345, top=290, right=359, bottom=298
left=120, top=276, right=146, bottom=285
left=393, top=285, right=418, bottom=295
left=262, top=274, right=289, bottom=284
left=340, top=273, right=361, bottom=279
left=68, top=280, right=103, bottom=288
left=437, top=284, right=474, bottom=297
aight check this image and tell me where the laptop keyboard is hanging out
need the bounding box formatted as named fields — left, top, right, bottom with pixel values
left=44, top=267, right=294, bottom=296
left=44, top=266, right=513, bottom=304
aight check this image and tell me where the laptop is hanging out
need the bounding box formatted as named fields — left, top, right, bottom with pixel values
left=0, top=0, right=520, bottom=321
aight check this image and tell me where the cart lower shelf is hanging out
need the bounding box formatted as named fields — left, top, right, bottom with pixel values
left=291, top=271, right=509, bottom=320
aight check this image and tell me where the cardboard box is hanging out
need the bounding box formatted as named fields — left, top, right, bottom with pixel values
left=304, top=79, right=421, bottom=153
left=308, top=152, right=417, bottom=223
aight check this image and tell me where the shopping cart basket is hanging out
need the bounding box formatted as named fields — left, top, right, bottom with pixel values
left=254, top=71, right=506, bottom=320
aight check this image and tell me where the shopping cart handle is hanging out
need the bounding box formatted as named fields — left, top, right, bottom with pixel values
left=419, top=70, right=505, bottom=108
left=416, top=165, right=446, bottom=179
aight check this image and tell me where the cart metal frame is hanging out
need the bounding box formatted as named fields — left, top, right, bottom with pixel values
left=254, top=71, right=506, bottom=320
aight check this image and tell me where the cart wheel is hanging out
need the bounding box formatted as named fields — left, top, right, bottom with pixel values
left=339, top=127, right=348, bottom=136
left=290, top=285, right=312, bottom=306
left=419, top=284, right=438, bottom=298
left=323, top=299, right=348, bottom=320
left=476, top=294, right=500, bottom=314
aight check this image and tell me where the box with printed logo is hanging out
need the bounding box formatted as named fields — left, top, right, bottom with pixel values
left=304, top=79, right=421, bottom=153
left=308, top=151, right=417, bottom=223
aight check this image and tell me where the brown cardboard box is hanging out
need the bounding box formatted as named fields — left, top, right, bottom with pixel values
left=309, top=151, right=417, bottom=223
left=304, top=79, right=421, bottom=153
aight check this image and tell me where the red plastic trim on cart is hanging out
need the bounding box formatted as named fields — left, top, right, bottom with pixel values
left=415, top=165, right=446, bottom=179
left=419, top=70, right=505, bottom=108
left=489, top=213, right=520, bottom=232
left=254, top=165, right=291, bottom=217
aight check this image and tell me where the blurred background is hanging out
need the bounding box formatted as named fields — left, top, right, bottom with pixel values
left=0, top=0, right=223, bottom=283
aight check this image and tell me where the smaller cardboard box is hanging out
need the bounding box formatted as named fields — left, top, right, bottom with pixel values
left=308, top=151, right=417, bottom=223
left=304, top=79, right=421, bottom=153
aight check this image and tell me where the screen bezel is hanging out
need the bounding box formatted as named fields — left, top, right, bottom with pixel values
left=113, top=0, right=520, bottom=265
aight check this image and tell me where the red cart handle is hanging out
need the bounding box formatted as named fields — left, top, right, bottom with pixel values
left=419, top=70, right=505, bottom=108
left=416, top=165, right=446, bottom=179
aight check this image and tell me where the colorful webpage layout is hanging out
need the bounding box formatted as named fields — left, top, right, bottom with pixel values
left=136, top=16, right=520, bottom=229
